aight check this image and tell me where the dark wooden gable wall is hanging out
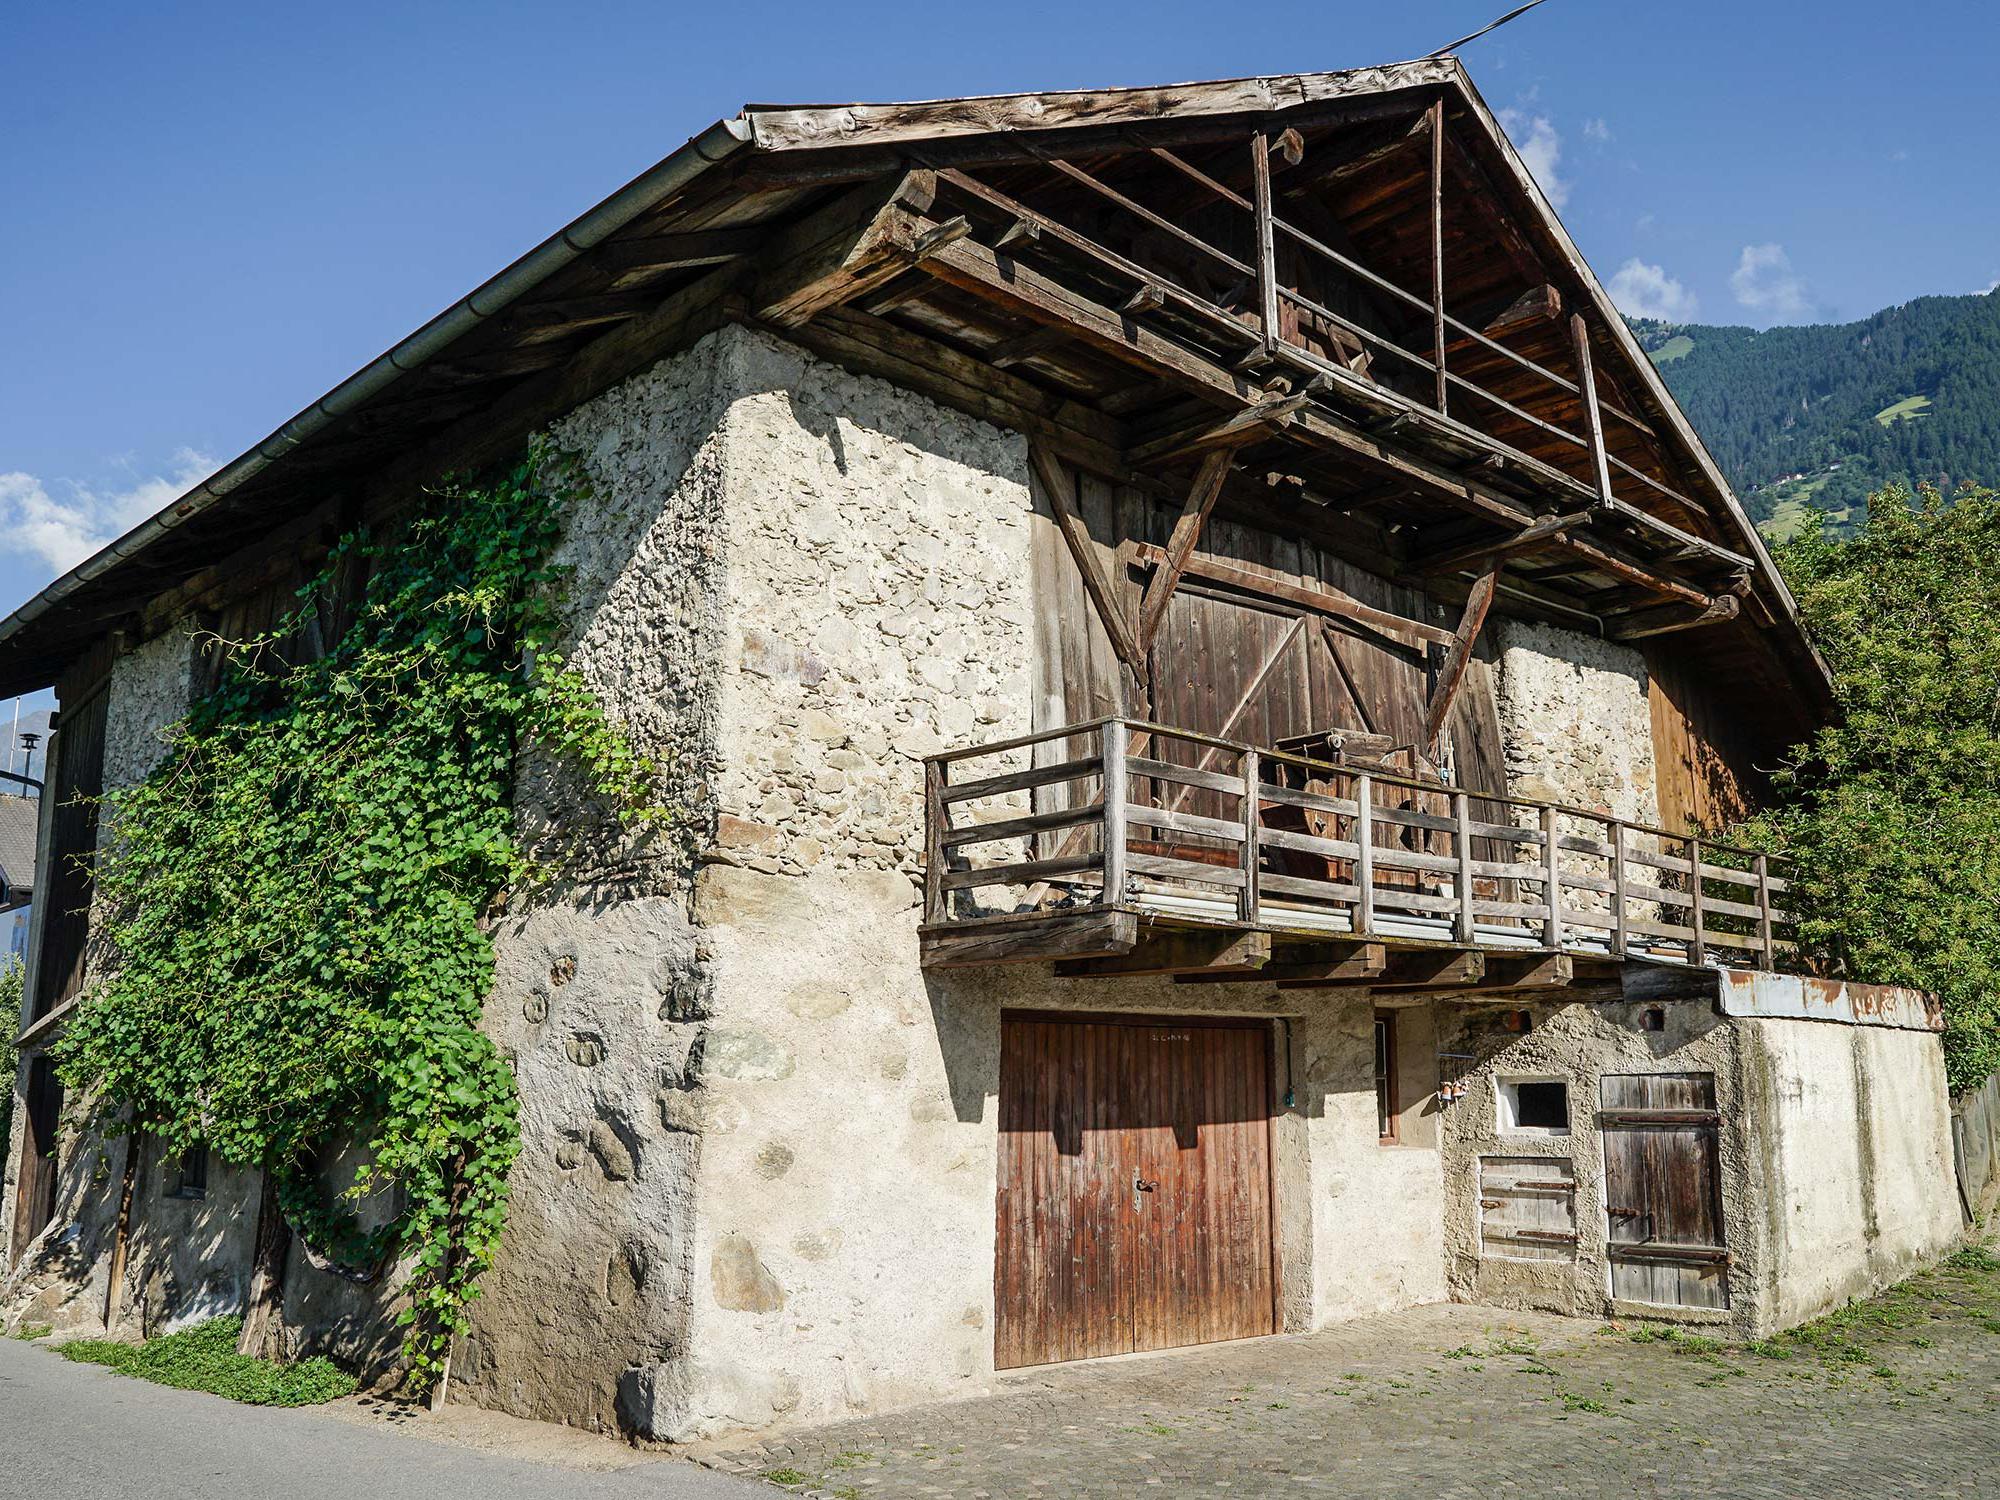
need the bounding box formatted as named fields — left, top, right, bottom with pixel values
left=1027, top=452, right=1508, bottom=798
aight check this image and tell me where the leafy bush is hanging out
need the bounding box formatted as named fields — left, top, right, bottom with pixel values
left=50, top=448, right=662, bottom=1390
left=1737, top=483, right=2000, bottom=1087
left=59, top=1317, right=356, bottom=1406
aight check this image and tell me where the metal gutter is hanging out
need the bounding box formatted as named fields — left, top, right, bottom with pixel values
left=0, top=115, right=755, bottom=660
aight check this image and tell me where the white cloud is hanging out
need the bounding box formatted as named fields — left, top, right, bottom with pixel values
left=1982, top=277, right=1999, bottom=296
left=1608, top=259, right=1699, bottom=322
left=1498, top=108, right=1570, bottom=210
left=1582, top=117, right=1612, bottom=144
left=1730, top=243, right=1813, bottom=321
left=0, top=449, right=216, bottom=577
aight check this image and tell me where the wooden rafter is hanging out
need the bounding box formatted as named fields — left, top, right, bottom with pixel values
left=1412, top=509, right=1593, bottom=577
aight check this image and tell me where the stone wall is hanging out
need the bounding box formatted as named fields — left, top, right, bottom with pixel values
left=455, top=330, right=735, bottom=1430
left=663, top=327, right=1449, bottom=1436
left=1491, top=619, right=1659, bottom=824
left=1951, top=1070, right=2000, bottom=1224
left=1437, top=995, right=1766, bottom=1334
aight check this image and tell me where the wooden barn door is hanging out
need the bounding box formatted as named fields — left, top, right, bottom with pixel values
left=994, top=1013, right=1276, bottom=1369
left=1600, top=1073, right=1730, bottom=1309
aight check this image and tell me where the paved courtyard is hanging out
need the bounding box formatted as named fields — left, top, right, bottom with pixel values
left=702, top=1248, right=2000, bottom=1499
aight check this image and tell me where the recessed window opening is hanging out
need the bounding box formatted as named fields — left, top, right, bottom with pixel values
left=166, top=1144, right=208, bottom=1201
left=1640, top=1007, right=1667, bottom=1032
left=1497, top=1077, right=1570, bottom=1136
left=1374, top=1012, right=1398, bottom=1143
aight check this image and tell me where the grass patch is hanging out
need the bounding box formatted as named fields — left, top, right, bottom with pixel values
left=1648, top=334, right=1696, bottom=366
left=1873, top=394, right=1932, bottom=426
left=57, top=1317, right=355, bottom=1407
left=10, top=1322, right=52, bottom=1341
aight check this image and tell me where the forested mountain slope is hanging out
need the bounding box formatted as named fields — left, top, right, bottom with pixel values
left=1630, top=290, right=2000, bottom=538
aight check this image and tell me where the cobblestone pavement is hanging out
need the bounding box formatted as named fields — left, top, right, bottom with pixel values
left=702, top=1248, right=2000, bottom=1499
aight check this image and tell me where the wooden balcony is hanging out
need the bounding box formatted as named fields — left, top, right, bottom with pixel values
left=920, top=718, right=1797, bottom=986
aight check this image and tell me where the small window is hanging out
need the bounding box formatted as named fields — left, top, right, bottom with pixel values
left=1497, top=1077, right=1570, bottom=1136
left=1373, top=1012, right=1398, bottom=1143
left=165, top=1144, right=208, bottom=1201
left=1640, top=1007, right=1666, bottom=1032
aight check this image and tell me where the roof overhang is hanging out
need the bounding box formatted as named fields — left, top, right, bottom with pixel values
left=0, top=56, right=1832, bottom=722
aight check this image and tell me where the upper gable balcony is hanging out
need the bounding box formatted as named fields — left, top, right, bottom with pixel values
left=919, top=717, right=1797, bottom=990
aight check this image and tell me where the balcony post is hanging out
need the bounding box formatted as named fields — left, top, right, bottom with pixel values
left=923, top=758, right=946, bottom=925
left=1101, top=718, right=1129, bottom=908
left=1570, top=312, right=1615, bottom=506
left=1429, top=98, right=1447, bottom=414
left=1453, top=789, right=1475, bottom=944
left=1355, top=774, right=1375, bottom=937
left=1755, top=853, right=1775, bottom=969
left=1687, top=835, right=1707, bottom=966
left=1610, top=820, right=1629, bottom=958
left=1239, top=748, right=1262, bottom=926
left=1252, top=131, right=1278, bottom=358
left=1540, top=803, right=1562, bottom=951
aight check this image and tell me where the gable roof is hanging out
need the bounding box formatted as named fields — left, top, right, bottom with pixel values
left=0, top=56, right=1830, bottom=732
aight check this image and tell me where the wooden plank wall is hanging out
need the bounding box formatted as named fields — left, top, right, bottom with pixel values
left=1027, top=453, right=1509, bottom=805
left=1645, top=644, right=1771, bottom=835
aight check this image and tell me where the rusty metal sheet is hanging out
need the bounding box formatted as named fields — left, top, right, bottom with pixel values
left=1716, top=970, right=1943, bottom=1033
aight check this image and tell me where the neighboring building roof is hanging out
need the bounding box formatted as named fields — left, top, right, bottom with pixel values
left=0, top=794, right=38, bottom=909
left=0, top=55, right=1831, bottom=732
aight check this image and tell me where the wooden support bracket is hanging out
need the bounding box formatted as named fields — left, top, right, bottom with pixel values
left=1422, top=563, right=1499, bottom=753
left=1030, top=445, right=1146, bottom=670
left=1057, top=928, right=1272, bottom=978
left=1137, top=449, right=1233, bottom=649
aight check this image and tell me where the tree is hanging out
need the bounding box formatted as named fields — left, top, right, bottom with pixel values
left=1737, top=483, right=2000, bottom=1088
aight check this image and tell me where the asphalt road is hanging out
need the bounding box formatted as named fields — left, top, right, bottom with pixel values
left=0, top=1338, right=766, bottom=1500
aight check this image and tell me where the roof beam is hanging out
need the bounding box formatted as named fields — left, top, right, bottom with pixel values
left=920, top=233, right=1722, bottom=607
left=595, top=228, right=766, bottom=273
left=1412, top=509, right=1594, bottom=576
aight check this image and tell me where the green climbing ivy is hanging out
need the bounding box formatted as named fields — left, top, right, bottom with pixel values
left=51, top=445, right=660, bottom=1389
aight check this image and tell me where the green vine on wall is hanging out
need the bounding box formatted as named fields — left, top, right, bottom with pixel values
left=52, top=445, right=660, bottom=1389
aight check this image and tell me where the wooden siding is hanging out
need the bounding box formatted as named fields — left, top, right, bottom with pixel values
left=1478, top=1155, right=1578, bottom=1262
left=1646, top=645, right=1769, bottom=835
left=1028, top=453, right=1509, bottom=805
left=994, top=1012, right=1276, bottom=1369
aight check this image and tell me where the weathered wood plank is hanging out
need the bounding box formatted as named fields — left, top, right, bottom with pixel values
left=1057, top=928, right=1272, bottom=977
left=922, top=909, right=1139, bottom=969
left=1031, top=445, right=1146, bottom=670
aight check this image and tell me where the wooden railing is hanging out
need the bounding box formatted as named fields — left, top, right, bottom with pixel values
left=923, top=717, right=1797, bottom=970
left=932, top=126, right=1754, bottom=579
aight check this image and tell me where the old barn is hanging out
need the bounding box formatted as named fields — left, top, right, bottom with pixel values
left=1, top=55, right=1966, bottom=1438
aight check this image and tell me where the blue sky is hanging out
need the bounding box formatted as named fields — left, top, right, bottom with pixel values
left=2, top=0, right=1996, bottom=630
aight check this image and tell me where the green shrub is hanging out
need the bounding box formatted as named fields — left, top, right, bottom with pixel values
left=58, top=1316, right=356, bottom=1406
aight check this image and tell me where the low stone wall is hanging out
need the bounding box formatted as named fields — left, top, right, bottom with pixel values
left=1744, top=1016, right=1962, bottom=1329
left=1951, top=1071, right=2000, bottom=1225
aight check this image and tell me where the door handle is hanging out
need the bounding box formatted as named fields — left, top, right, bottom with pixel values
left=1132, top=1173, right=1158, bottom=1209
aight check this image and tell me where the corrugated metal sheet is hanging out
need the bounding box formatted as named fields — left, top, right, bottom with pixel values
left=1716, top=970, right=1942, bottom=1033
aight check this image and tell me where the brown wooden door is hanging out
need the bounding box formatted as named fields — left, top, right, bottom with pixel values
left=994, top=1013, right=1276, bottom=1370
left=1600, top=1072, right=1730, bottom=1309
